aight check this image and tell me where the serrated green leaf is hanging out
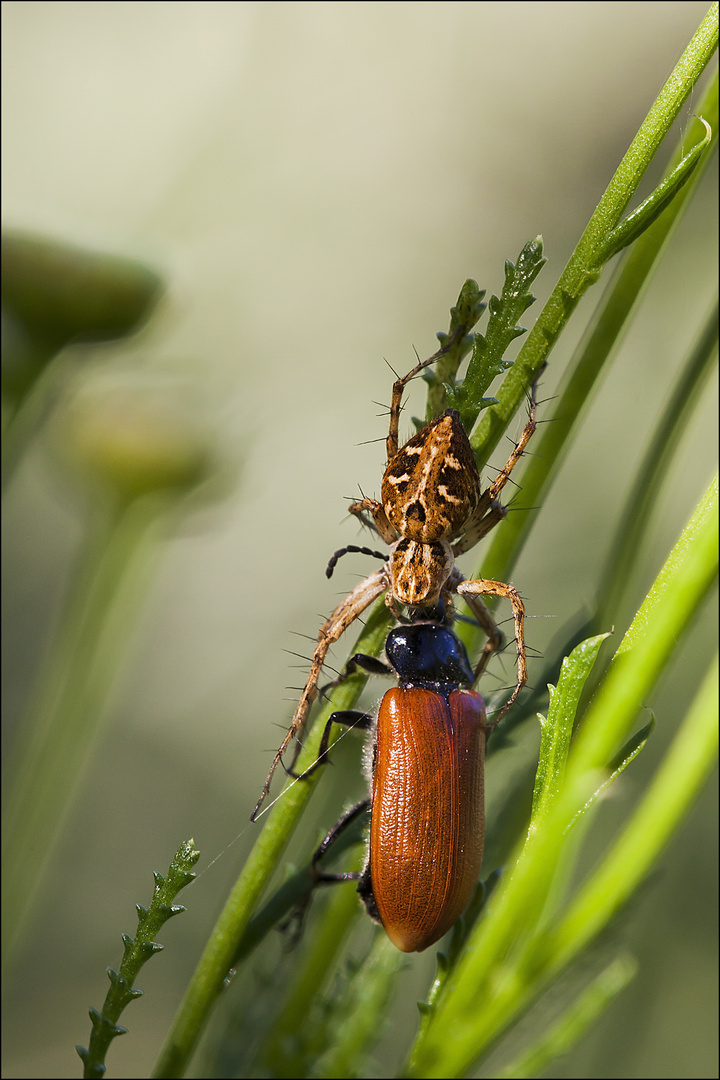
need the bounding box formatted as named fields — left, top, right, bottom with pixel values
left=452, top=238, right=546, bottom=433
left=426, top=280, right=488, bottom=418
left=530, top=634, right=610, bottom=828
left=80, top=840, right=198, bottom=1079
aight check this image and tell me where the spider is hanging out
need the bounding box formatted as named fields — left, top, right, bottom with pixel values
left=252, top=344, right=536, bottom=820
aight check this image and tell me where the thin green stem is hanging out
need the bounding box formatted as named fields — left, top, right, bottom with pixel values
left=406, top=476, right=717, bottom=1078
left=2, top=496, right=167, bottom=965
left=1, top=346, right=68, bottom=490
left=478, top=69, right=718, bottom=589
left=152, top=606, right=391, bottom=1078
left=595, top=301, right=719, bottom=631
left=550, top=653, right=718, bottom=970
left=314, top=935, right=404, bottom=1080
left=260, top=851, right=366, bottom=1077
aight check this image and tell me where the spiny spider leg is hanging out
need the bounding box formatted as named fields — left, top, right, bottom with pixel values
left=348, top=497, right=395, bottom=545
left=486, top=385, right=538, bottom=503
left=456, top=577, right=526, bottom=728
left=251, top=567, right=388, bottom=820
left=451, top=502, right=506, bottom=557
left=448, top=576, right=504, bottom=684
left=385, top=328, right=463, bottom=460
left=452, top=381, right=538, bottom=557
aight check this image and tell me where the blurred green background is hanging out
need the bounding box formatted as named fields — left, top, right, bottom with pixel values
left=2, top=3, right=717, bottom=1078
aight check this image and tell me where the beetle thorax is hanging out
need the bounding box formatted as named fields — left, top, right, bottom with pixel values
left=381, top=410, right=480, bottom=542
left=389, top=538, right=454, bottom=607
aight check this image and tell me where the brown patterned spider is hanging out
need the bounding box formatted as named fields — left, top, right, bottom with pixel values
left=252, top=345, right=536, bottom=820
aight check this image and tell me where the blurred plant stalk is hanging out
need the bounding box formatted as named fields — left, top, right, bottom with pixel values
left=2, top=390, right=215, bottom=967
left=1, top=233, right=217, bottom=967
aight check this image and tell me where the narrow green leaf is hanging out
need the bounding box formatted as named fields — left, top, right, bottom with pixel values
left=565, top=717, right=655, bottom=833
left=550, top=653, right=718, bottom=971
left=599, top=117, right=712, bottom=262
left=595, top=301, right=719, bottom=635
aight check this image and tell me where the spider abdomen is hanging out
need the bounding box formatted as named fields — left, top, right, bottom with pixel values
left=381, top=410, right=480, bottom=542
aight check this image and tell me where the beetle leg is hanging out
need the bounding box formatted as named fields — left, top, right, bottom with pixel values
left=287, top=709, right=374, bottom=781
left=279, top=798, right=371, bottom=946
left=455, top=577, right=526, bottom=727
left=312, top=798, right=371, bottom=883
left=251, top=568, right=389, bottom=820
left=319, top=651, right=394, bottom=700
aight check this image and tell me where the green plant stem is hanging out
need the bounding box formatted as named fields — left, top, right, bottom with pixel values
left=595, top=300, right=719, bottom=630
left=2, top=495, right=167, bottom=966
left=406, top=476, right=717, bottom=1078
left=478, top=69, right=718, bottom=589
left=152, top=605, right=391, bottom=1079
left=260, top=845, right=366, bottom=1077
left=471, top=7, right=717, bottom=469
left=550, top=652, right=718, bottom=969
left=1, top=347, right=68, bottom=490
left=314, top=935, right=404, bottom=1080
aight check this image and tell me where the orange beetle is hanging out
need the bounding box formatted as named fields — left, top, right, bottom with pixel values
left=313, top=617, right=486, bottom=953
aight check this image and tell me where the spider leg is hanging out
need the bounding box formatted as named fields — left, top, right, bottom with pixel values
left=455, top=577, right=526, bottom=729
left=452, top=583, right=505, bottom=683
left=251, top=567, right=389, bottom=820
left=385, top=328, right=464, bottom=460
left=486, top=381, right=538, bottom=504
left=451, top=500, right=506, bottom=556
left=348, top=498, right=396, bottom=545
left=452, top=380, right=538, bottom=556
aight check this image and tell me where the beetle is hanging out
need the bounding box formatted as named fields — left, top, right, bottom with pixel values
left=307, top=609, right=486, bottom=953
left=252, top=340, right=536, bottom=821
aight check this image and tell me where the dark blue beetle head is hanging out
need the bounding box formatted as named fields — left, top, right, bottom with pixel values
left=385, top=622, right=474, bottom=694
